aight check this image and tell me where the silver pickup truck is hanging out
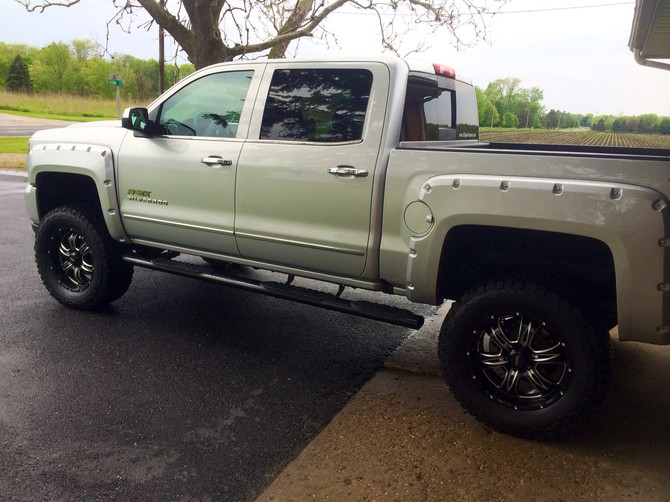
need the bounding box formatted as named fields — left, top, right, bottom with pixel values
left=25, top=57, right=670, bottom=439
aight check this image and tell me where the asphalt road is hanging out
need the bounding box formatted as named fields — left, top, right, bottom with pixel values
left=0, top=174, right=431, bottom=501
left=0, top=113, right=76, bottom=136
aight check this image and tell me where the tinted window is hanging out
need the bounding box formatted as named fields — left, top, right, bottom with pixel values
left=423, top=84, right=455, bottom=140
left=260, top=69, right=373, bottom=142
left=402, top=74, right=479, bottom=141
left=158, top=70, right=254, bottom=138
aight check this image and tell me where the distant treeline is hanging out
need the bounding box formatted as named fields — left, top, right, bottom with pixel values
left=476, top=78, right=670, bottom=134
left=2, top=40, right=669, bottom=134
left=0, top=40, right=195, bottom=103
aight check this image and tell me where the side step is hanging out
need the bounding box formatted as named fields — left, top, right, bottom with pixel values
left=123, top=255, right=425, bottom=330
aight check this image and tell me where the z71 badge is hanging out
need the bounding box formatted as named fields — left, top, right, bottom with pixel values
left=127, top=188, right=168, bottom=206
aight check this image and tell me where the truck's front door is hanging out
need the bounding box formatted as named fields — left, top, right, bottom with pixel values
left=235, top=63, right=389, bottom=277
left=117, top=66, right=260, bottom=256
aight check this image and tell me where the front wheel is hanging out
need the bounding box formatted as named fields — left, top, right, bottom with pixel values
left=35, top=205, right=134, bottom=309
left=438, top=280, right=611, bottom=439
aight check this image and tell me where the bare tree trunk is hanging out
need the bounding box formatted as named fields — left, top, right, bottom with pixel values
left=138, top=0, right=228, bottom=69
left=269, top=0, right=314, bottom=58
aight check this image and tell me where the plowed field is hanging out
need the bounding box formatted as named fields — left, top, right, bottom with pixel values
left=480, top=129, right=670, bottom=149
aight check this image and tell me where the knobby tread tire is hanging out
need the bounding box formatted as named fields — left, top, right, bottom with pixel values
left=35, top=205, right=133, bottom=310
left=438, top=280, right=611, bottom=440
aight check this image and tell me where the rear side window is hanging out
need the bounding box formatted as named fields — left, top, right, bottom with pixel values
left=402, top=74, right=479, bottom=142
left=260, top=69, right=373, bottom=142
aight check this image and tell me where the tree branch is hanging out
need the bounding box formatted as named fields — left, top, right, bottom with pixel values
left=239, top=0, right=349, bottom=57
left=14, top=0, right=80, bottom=13
left=134, top=0, right=193, bottom=51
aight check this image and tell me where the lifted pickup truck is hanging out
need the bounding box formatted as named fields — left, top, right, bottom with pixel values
left=25, top=57, right=670, bottom=439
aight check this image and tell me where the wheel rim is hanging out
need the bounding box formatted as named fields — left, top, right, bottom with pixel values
left=50, top=227, right=94, bottom=292
left=467, top=312, right=571, bottom=411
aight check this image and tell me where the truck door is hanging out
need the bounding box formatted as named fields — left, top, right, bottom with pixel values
left=235, top=63, right=389, bottom=277
left=117, top=66, right=260, bottom=256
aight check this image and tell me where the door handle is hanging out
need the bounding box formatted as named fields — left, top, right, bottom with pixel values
left=328, top=166, right=368, bottom=178
left=201, top=156, right=233, bottom=167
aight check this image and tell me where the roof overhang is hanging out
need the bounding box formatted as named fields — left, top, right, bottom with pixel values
left=629, top=0, right=670, bottom=70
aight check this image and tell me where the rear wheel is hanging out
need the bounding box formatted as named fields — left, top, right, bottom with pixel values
left=439, top=280, right=611, bottom=439
left=35, top=205, right=133, bottom=309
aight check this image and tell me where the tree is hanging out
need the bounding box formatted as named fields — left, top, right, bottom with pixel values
left=0, top=42, right=35, bottom=88
left=543, top=109, right=579, bottom=130
left=483, top=77, right=522, bottom=117
left=592, top=117, right=606, bottom=131
left=481, top=101, right=499, bottom=127
left=16, top=0, right=507, bottom=69
left=500, top=111, right=518, bottom=128
left=580, top=113, right=593, bottom=128
left=658, top=117, right=670, bottom=135
left=6, top=54, right=33, bottom=92
left=517, top=87, right=543, bottom=128
left=71, top=39, right=97, bottom=63
left=638, top=113, right=658, bottom=134
left=482, top=78, right=544, bottom=128
left=30, top=42, right=77, bottom=93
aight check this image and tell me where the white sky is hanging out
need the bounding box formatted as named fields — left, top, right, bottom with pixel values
left=2, top=0, right=669, bottom=116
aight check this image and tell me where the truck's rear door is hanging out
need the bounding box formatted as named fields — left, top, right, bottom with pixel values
left=235, top=62, right=390, bottom=277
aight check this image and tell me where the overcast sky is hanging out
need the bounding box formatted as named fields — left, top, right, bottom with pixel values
left=2, top=0, right=669, bottom=116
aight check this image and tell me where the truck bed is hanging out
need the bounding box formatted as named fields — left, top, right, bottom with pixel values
left=400, top=140, right=670, bottom=161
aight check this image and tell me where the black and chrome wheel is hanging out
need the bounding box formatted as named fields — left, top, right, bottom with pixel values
left=439, top=280, right=611, bottom=439
left=50, top=226, right=94, bottom=292
left=35, top=205, right=133, bottom=309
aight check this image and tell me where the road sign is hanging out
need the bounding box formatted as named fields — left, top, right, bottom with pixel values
left=109, top=79, right=124, bottom=86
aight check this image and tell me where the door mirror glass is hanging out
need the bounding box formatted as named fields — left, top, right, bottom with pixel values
left=122, top=107, right=152, bottom=135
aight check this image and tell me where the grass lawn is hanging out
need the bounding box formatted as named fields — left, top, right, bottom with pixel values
left=0, top=90, right=128, bottom=120
left=0, top=136, right=29, bottom=154
left=0, top=108, right=104, bottom=122
left=0, top=136, right=29, bottom=171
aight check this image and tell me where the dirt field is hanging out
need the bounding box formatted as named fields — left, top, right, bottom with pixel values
left=481, top=129, right=670, bottom=149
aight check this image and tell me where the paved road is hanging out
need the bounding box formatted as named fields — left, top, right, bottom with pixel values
left=0, top=113, right=76, bottom=136
left=0, top=174, right=431, bottom=501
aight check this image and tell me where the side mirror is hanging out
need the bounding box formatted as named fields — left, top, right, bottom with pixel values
left=122, top=107, right=153, bottom=136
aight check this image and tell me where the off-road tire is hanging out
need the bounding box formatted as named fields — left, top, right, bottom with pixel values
left=438, top=280, right=611, bottom=439
left=35, top=205, right=134, bottom=309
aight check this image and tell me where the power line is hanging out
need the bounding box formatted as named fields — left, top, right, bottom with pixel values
left=496, top=2, right=634, bottom=16
left=332, top=2, right=634, bottom=17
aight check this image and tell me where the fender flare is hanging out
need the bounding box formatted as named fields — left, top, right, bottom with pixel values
left=27, top=143, right=129, bottom=242
left=406, top=174, right=670, bottom=344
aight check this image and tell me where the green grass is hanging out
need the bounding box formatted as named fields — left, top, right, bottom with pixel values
left=0, top=136, right=29, bottom=154
left=0, top=90, right=132, bottom=120
left=0, top=108, right=105, bottom=122
left=0, top=137, right=29, bottom=171
left=0, top=90, right=127, bottom=171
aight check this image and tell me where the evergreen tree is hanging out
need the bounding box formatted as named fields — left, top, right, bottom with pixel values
left=6, top=54, right=32, bottom=93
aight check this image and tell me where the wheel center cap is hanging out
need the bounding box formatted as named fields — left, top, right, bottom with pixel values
left=508, top=348, right=529, bottom=369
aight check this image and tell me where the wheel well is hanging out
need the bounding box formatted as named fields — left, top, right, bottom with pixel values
left=35, top=172, right=101, bottom=220
left=438, top=225, right=618, bottom=329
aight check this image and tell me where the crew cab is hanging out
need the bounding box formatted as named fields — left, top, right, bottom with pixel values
left=25, top=57, right=670, bottom=439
